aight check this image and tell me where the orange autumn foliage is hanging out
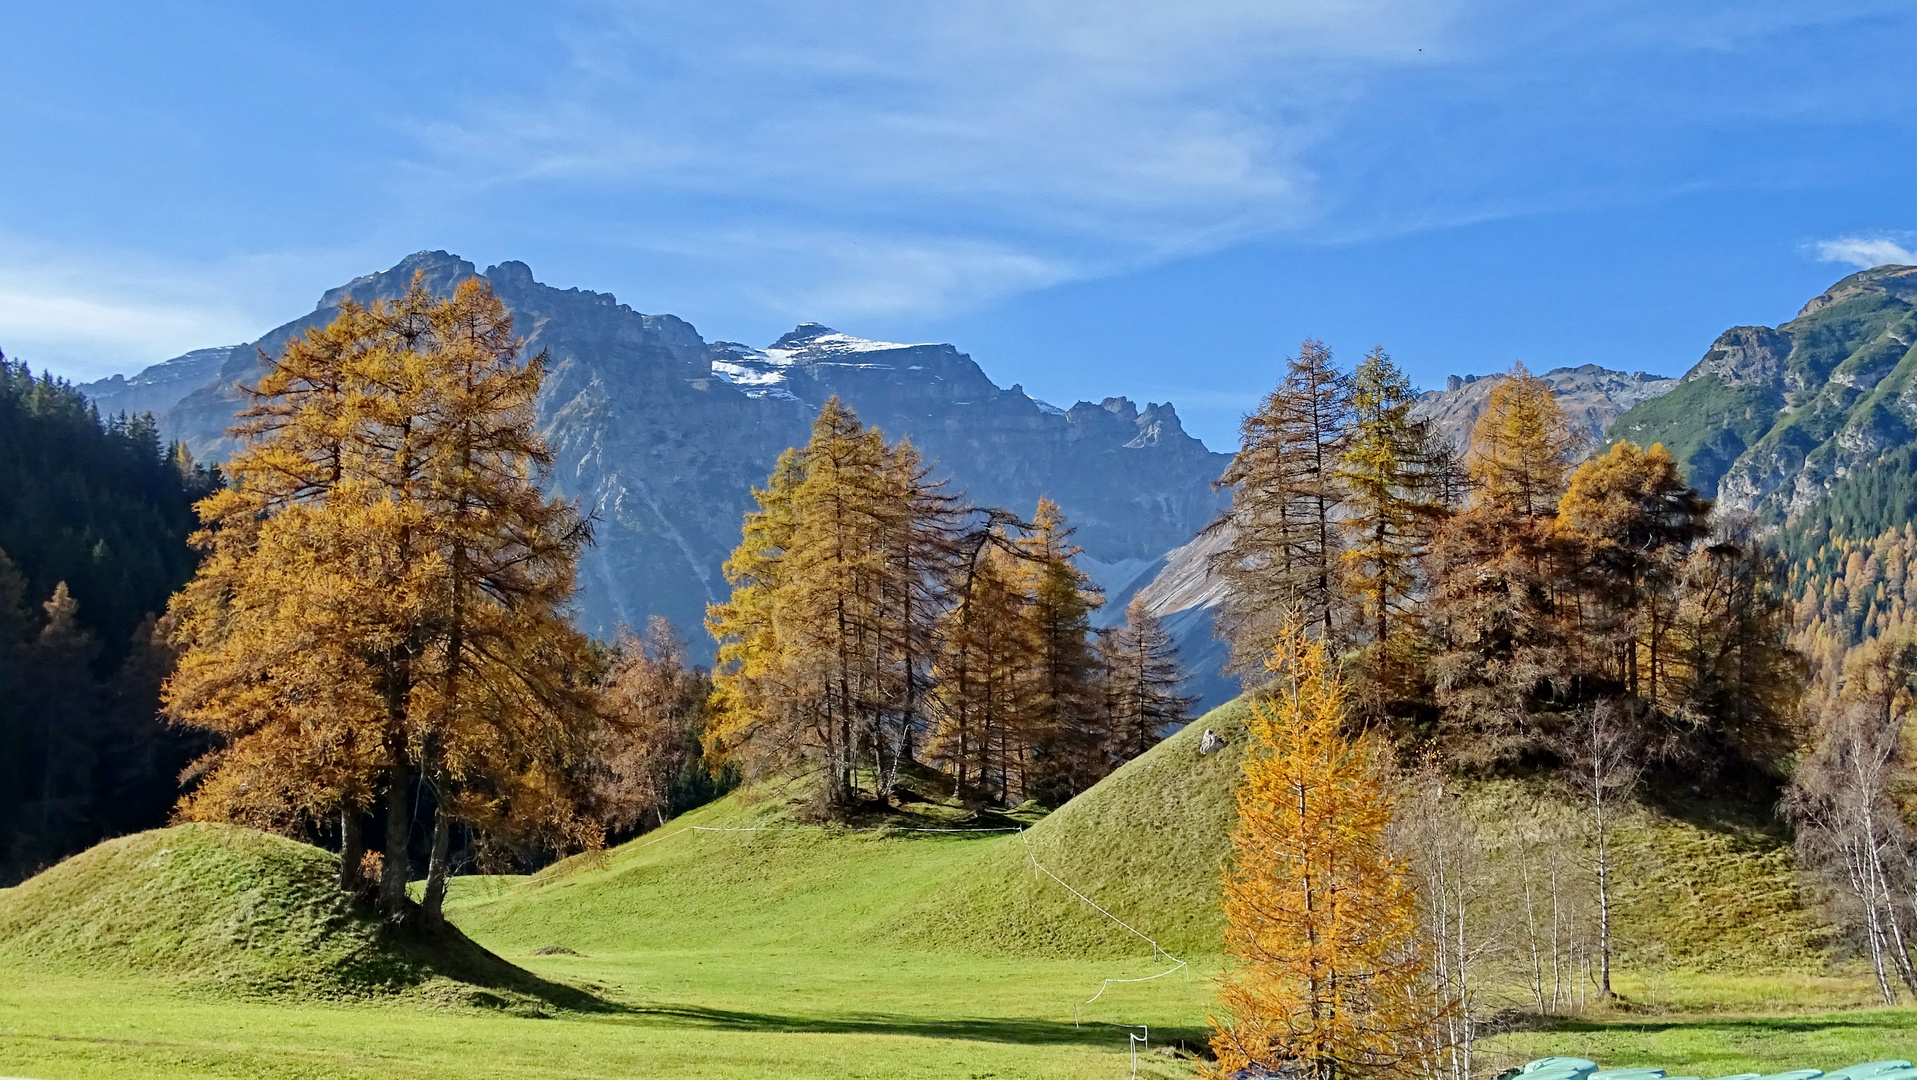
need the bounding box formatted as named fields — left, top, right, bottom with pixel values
left=165, top=275, right=601, bottom=921
left=1213, top=622, right=1444, bottom=1080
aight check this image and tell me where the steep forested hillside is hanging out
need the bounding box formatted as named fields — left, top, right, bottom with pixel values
left=1602, top=264, right=1917, bottom=508
left=0, top=359, right=214, bottom=654
left=0, top=357, right=216, bottom=883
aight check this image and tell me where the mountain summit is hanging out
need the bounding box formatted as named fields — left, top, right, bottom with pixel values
left=110, top=252, right=1230, bottom=661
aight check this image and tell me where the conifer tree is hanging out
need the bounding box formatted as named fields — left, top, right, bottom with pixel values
left=707, top=448, right=807, bottom=785
left=1015, top=499, right=1105, bottom=803
left=1553, top=441, right=1710, bottom=711
left=1100, top=595, right=1195, bottom=762
left=593, top=617, right=715, bottom=836
left=871, top=439, right=964, bottom=794
left=1214, top=623, right=1440, bottom=1079
left=1337, top=347, right=1452, bottom=649
left=1666, top=516, right=1804, bottom=771
left=708, top=399, right=962, bottom=811
left=22, top=583, right=103, bottom=869
left=1214, top=340, right=1353, bottom=673
left=781, top=398, right=895, bottom=805
left=1426, top=365, right=1578, bottom=765
left=167, top=275, right=599, bottom=922
left=1464, top=363, right=1577, bottom=521
left=929, top=539, right=1034, bottom=802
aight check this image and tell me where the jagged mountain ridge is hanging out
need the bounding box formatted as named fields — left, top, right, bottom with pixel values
left=1412, top=364, right=1678, bottom=458
left=128, top=251, right=1231, bottom=664
left=79, top=345, right=240, bottom=423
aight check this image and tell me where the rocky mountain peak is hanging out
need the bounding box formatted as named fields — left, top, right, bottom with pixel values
left=1793, top=263, right=1917, bottom=320
left=763, top=324, right=932, bottom=362
left=1602, top=263, right=1917, bottom=513
left=1687, top=325, right=1792, bottom=388
left=770, top=322, right=837, bottom=348
left=318, top=250, right=477, bottom=310
left=125, top=251, right=1231, bottom=669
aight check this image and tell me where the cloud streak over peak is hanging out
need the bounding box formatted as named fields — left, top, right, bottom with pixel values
left=1814, top=236, right=1917, bottom=271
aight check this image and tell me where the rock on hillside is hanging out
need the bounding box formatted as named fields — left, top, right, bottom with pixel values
left=144, top=252, right=1231, bottom=658
left=1602, top=264, right=1917, bottom=511
left=1413, top=364, right=1678, bottom=459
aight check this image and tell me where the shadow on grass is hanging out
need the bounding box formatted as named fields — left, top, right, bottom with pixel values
left=617, top=1002, right=1209, bottom=1048
left=1518, top=1009, right=1917, bottom=1037
left=394, top=909, right=621, bottom=1014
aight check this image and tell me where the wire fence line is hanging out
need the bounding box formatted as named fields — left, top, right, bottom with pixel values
left=1015, top=828, right=1188, bottom=1056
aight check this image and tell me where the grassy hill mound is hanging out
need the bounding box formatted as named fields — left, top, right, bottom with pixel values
left=898, top=699, right=1252, bottom=960
left=445, top=694, right=1825, bottom=975
left=438, top=701, right=1253, bottom=966
left=0, top=822, right=585, bottom=1009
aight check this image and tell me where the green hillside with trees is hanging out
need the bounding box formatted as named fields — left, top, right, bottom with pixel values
left=9, top=273, right=1917, bottom=1078
left=1601, top=265, right=1917, bottom=508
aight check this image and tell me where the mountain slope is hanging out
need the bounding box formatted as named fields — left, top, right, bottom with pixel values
left=145, top=252, right=1230, bottom=659
left=77, top=346, right=239, bottom=422
left=1602, top=264, right=1917, bottom=509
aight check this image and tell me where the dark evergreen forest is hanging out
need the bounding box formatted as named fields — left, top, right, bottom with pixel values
left=0, top=356, right=218, bottom=883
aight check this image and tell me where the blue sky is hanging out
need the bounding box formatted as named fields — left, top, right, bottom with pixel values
left=1, top=1, right=1913, bottom=448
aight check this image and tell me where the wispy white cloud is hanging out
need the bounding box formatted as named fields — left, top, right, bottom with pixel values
left=0, top=240, right=350, bottom=382
left=405, top=0, right=1462, bottom=320
left=1813, top=235, right=1917, bottom=270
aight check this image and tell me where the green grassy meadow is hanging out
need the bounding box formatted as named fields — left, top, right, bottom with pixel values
left=3, top=704, right=1916, bottom=1079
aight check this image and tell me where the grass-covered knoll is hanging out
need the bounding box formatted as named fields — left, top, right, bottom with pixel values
left=450, top=689, right=1825, bottom=977
left=900, top=698, right=1251, bottom=960
left=0, top=822, right=581, bottom=1010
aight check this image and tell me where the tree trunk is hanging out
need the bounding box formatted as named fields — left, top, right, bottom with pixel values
left=421, top=802, right=453, bottom=924
left=1597, top=810, right=1613, bottom=997
left=380, top=760, right=411, bottom=922
left=338, top=808, right=364, bottom=894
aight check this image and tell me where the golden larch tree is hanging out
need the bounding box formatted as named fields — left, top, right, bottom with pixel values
left=1553, top=440, right=1710, bottom=710
left=928, top=536, right=1034, bottom=801
left=166, top=275, right=599, bottom=924
left=1425, top=364, right=1578, bottom=766
left=1012, top=498, right=1105, bottom=802
left=1213, top=622, right=1440, bottom=1080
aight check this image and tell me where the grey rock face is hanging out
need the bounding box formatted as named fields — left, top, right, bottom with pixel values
left=1690, top=326, right=1793, bottom=389
left=143, top=252, right=1231, bottom=662
left=1412, top=363, right=1679, bottom=460
left=1699, top=265, right=1917, bottom=516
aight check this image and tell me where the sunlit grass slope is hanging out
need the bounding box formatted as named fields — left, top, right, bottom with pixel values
left=0, top=697, right=1897, bottom=1080
left=899, top=698, right=1252, bottom=960
left=0, top=821, right=580, bottom=1009
left=450, top=692, right=1820, bottom=975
